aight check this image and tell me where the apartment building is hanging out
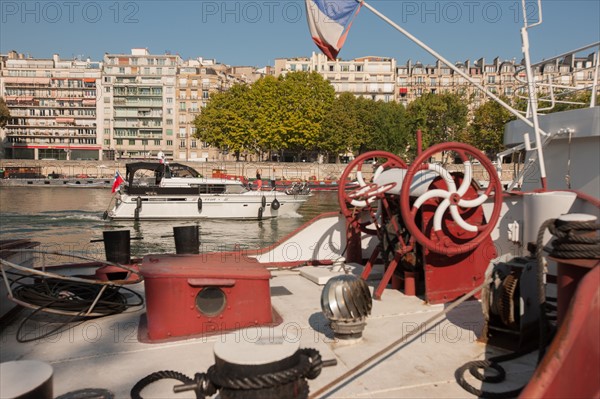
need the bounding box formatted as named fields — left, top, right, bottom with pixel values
left=0, top=51, right=102, bottom=160
left=276, top=52, right=597, bottom=109
left=1, top=50, right=595, bottom=160
left=176, top=58, right=244, bottom=161
left=274, top=52, right=397, bottom=102
left=99, top=49, right=182, bottom=161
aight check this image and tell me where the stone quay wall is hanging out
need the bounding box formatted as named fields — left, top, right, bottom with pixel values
left=0, top=159, right=516, bottom=184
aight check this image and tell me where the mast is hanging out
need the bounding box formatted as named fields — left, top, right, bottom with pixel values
left=357, top=0, right=550, bottom=190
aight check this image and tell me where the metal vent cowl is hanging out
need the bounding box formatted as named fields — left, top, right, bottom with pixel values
left=321, top=275, right=372, bottom=339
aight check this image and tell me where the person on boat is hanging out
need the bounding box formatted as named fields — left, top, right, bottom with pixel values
left=256, top=169, right=263, bottom=190
left=270, top=167, right=277, bottom=190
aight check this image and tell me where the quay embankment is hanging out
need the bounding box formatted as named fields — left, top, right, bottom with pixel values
left=0, top=159, right=516, bottom=187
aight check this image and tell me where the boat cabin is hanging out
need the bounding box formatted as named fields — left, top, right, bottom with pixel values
left=123, top=162, right=249, bottom=195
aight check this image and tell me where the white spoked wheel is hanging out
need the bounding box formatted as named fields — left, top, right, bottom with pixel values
left=400, top=142, right=503, bottom=256
left=338, top=151, right=407, bottom=235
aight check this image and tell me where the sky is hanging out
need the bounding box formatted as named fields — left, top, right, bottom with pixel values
left=1, top=0, right=599, bottom=67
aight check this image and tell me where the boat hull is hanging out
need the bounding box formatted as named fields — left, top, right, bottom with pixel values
left=108, top=192, right=308, bottom=220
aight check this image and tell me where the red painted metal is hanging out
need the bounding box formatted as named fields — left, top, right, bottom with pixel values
left=141, top=253, right=272, bottom=341
left=419, top=175, right=496, bottom=304
left=519, top=266, right=600, bottom=398
left=95, top=264, right=140, bottom=282
left=400, top=142, right=503, bottom=256
left=404, top=271, right=417, bottom=296
left=555, top=258, right=599, bottom=324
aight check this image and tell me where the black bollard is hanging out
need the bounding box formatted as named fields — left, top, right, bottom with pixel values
left=103, top=230, right=131, bottom=264
left=173, top=225, right=200, bottom=254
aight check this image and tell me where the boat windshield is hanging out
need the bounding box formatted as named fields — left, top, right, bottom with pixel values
left=224, top=183, right=250, bottom=194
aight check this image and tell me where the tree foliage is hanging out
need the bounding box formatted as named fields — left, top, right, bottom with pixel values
left=468, top=97, right=515, bottom=156
left=0, top=97, right=10, bottom=128
left=197, top=74, right=583, bottom=163
left=194, top=72, right=335, bottom=160
left=405, top=93, right=469, bottom=151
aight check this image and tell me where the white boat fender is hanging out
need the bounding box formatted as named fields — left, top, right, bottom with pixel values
left=258, top=206, right=263, bottom=220
left=261, top=195, right=267, bottom=208
left=271, top=198, right=280, bottom=210
left=197, top=197, right=203, bottom=212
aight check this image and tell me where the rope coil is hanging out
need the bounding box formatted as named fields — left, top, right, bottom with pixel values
left=131, top=348, right=324, bottom=398
left=548, top=219, right=600, bottom=259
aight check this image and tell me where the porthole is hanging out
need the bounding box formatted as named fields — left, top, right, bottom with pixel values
left=195, top=287, right=226, bottom=316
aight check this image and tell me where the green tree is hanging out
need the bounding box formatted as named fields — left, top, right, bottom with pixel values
left=366, top=100, right=410, bottom=155
left=194, top=72, right=334, bottom=161
left=195, top=84, right=254, bottom=160
left=468, top=98, right=515, bottom=156
left=0, top=97, right=10, bottom=128
left=406, top=93, right=468, bottom=151
left=320, top=92, right=362, bottom=161
left=277, top=72, right=335, bottom=156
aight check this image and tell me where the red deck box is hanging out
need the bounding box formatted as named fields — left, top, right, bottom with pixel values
left=141, top=253, right=272, bottom=341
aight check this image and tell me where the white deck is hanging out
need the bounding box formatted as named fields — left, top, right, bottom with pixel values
left=0, top=266, right=537, bottom=398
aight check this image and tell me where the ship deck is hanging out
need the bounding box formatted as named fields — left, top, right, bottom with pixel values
left=0, top=264, right=537, bottom=398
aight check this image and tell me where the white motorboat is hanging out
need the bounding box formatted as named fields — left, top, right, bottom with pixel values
left=1, top=1, right=599, bottom=398
left=106, top=162, right=310, bottom=220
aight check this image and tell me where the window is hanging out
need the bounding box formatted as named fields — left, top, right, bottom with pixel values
left=116, top=139, right=123, bottom=145
left=128, top=139, right=136, bottom=145
left=179, top=102, right=186, bottom=110
left=166, top=119, right=173, bottom=125
left=154, top=139, right=161, bottom=145
left=166, top=140, right=173, bottom=146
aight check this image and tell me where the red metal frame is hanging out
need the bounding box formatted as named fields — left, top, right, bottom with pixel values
left=519, top=266, right=600, bottom=398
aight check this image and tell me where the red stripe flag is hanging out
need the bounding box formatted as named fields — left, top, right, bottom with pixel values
left=111, top=170, right=124, bottom=193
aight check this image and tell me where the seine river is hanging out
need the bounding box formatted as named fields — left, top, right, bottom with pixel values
left=0, top=187, right=340, bottom=259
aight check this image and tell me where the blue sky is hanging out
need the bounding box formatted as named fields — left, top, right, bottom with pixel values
left=1, top=0, right=599, bottom=66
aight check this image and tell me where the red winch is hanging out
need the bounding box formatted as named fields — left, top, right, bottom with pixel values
left=141, top=253, right=273, bottom=341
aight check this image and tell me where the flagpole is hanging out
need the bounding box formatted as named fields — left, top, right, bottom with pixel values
left=357, top=0, right=545, bottom=135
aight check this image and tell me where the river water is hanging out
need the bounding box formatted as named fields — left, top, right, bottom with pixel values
left=0, top=187, right=340, bottom=259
